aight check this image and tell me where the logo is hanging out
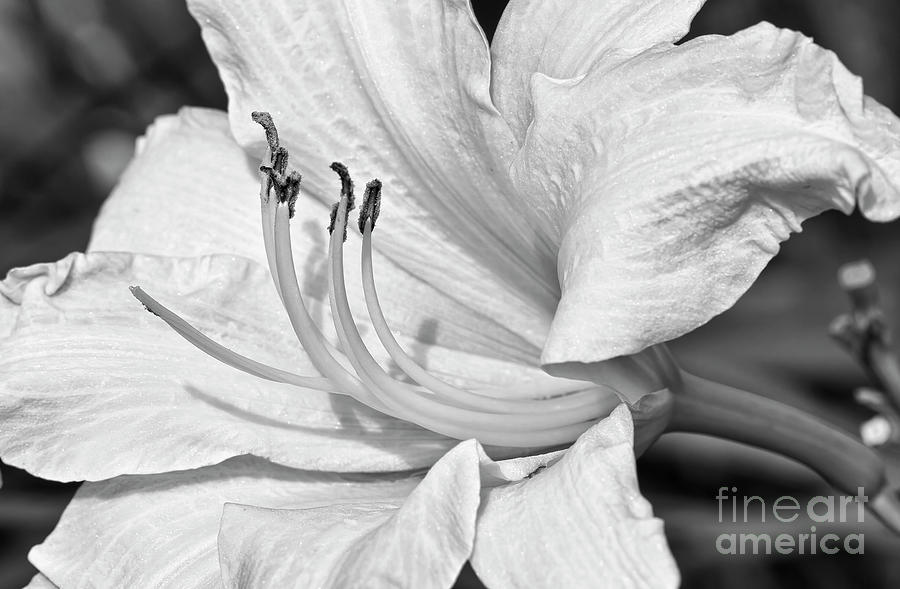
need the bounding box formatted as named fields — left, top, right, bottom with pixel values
left=714, top=486, right=866, bottom=555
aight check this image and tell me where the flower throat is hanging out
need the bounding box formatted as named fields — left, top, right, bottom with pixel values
left=131, top=112, right=621, bottom=447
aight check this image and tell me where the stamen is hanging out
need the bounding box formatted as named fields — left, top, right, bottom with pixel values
left=360, top=215, right=614, bottom=415
left=330, top=162, right=355, bottom=209
left=272, top=200, right=371, bottom=401
left=253, top=112, right=285, bottom=297
left=326, top=179, right=602, bottom=446
left=129, top=286, right=334, bottom=391
left=358, top=179, right=382, bottom=234
left=328, top=162, right=354, bottom=242
left=260, top=196, right=282, bottom=297
left=328, top=202, right=339, bottom=236
left=278, top=170, right=302, bottom=219
left=136, top=111, right=623, bottom=448
left=252, top=113, right=349, bottom=376
left=271, top=146, right=289, bottom=176
left=249, top=116, right=384, bottom=408
left=259, top=147, right=289, bottom=181
left=251, top=111, right=279, bottom=152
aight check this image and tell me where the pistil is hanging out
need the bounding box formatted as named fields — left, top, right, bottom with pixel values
left=129, top=286, right=332, bottom=391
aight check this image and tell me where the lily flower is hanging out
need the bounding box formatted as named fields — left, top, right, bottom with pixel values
left=4, top=0, right=900, bottom=586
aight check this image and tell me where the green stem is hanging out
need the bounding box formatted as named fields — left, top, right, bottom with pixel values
left=668, top=372, right=885, bottom=497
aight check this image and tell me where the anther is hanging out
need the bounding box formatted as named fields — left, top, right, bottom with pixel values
left=259, top=147, right=289, bottom=177
left=328, top=162, right=355, bottom=241
left=271, top=146, right=289, bottom=175
left=255, top=111, right=289, bottom=200
left=358, top=179, right=382, bottom=233
left=280, top=171, right=302, bottom=218
left=251, top=111, right=279, bottom=152
left=330, top=162, right=355, bottom=210
left=261, top=168, right=302, bottom=217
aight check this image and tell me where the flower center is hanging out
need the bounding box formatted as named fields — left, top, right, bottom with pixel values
left=131, top=112, right=622, bottom=447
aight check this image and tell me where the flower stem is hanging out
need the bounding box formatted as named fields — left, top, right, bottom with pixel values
left=667, top=372, right=885, bottom=497
left=831, top=260, right=900, bottom=417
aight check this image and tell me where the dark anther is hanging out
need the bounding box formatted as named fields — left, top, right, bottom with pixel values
left=329, top=162, right=355, bottom=211
left=260, top=164, right=302, bottom=217
left=272, top=146, right=289, bottom=175
left=281, top=171, right=302, bottom=218
left=327, top=162, right=355, bottom=242
left=251, top=111, right=279, bottom=152
left=254, top=113, right=289, bottom=202
left=358, top=179, right=382, bottom=233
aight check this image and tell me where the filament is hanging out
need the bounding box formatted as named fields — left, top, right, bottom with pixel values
left=360, top=219, right=617, bottom=415
left=130, top=113, right=631, bottom=448
left=272, top=201, right=371, bottom=401
left=327, top=195, right=605, bottom=446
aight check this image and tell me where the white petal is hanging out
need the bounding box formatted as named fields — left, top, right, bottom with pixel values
left=515, top=23, right=900, bottom=365
left=29, top=457, right=422, bottom=589
left=492, top=0, right=706, bottom=141
left=88, top=107, right=267, bottom=263
left=471, top=405, right=679, bottom=588
left=187, top=0, right=556, bottom=347
left=0, top=252, right=457, bottom=480
left=217, top=441, right=569, bottom=588
left=0, top=250, right=566, bottom=481
left=22, top=573, right=57, bottom=589
left=218, top=441, right=482, bottom=588
left=88, top=107, right=543, bottom=366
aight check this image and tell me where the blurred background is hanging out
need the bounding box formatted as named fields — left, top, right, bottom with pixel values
left=1, top=0, right=899, bottom=587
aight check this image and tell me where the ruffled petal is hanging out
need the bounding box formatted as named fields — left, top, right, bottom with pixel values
left=491, top=0, right=706, bottom=142
left=517, top=23, right=900, bottom=366
left=87, top=107, right=543, bottom=366
left=1, top=252, right=459, bottom=480
left=217, top=412, right=654, bottom=588
left=187, top=0, right=557, bottom=345
left=28, top=456, right=422, bottom=588
left=470, top=405, right=678, bottom=588
left=218, top=441, right=482, bottom=588
left=38, top=405, right=664, bottom=587
left=1, top=250, right=570, bottom=481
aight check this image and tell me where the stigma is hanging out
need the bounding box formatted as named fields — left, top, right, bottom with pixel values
left=131, top=113, right=621, bottom=447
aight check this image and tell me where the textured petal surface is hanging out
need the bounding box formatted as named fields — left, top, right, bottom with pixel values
left=4, top=251, right=555, bottom=481
left=187, top=0, right=557, bottom=346
left=470, top=405, right=678, bottom=588
left=88, top=107, right=266, bottom=263
left=491, top=0, right=706, bottom=141
left=219, top=441, right=481, bottom=589
left=29, top=456, right=422, bottom=589
left=520, top=23, right=900, bottom=365
left=88, top=107, right=544, bottom=366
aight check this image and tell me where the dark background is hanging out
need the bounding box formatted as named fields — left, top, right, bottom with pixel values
left=2, top=1, right=900, bottom=587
